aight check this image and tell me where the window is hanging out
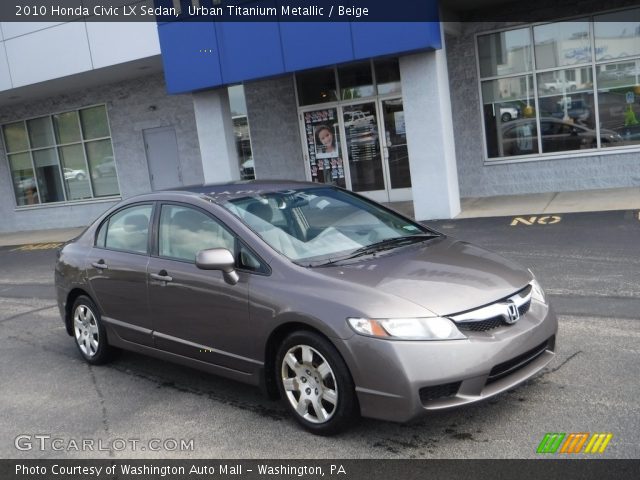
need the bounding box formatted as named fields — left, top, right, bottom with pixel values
left=158, top=205, right=235, bottom=262
left=296, top=59, right=402, bottom=107
left=477, top=7, right=640, bottom=160
left=3, top=105, right=119, bottom=206
left=102, top=204, right=153, bottom=254
left=228, top=85, right=255, bottom=180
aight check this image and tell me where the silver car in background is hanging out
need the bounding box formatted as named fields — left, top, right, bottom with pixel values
left=55, top=181, right=557, bottom=434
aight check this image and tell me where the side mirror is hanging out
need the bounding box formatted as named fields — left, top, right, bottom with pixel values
left=195, top=248, right=239, bottom=285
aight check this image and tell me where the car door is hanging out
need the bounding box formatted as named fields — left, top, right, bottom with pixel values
left=87, top=203, right=154, bottom=346
left=147, top=203, right=255, bottom=373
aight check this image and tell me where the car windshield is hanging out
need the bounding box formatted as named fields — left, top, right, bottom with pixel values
left=223, top=186, right=437, bottom=265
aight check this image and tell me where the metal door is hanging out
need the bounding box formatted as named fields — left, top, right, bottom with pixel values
left=143, top=126, right=183, bottom=191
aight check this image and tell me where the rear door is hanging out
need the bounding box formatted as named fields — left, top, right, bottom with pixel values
left=87, top=203, right=154, bottom=346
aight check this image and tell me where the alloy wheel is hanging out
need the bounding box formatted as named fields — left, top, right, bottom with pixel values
left=73, top=304, right=99, bottom=357
left=280, top=344, right=338, bottom=424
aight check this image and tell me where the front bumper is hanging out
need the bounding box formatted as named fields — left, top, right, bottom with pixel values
left=336, top=299, right=558, bottom=423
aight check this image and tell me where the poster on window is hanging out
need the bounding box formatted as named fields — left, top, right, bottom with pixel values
left=303, top=109, right=345, bottom=187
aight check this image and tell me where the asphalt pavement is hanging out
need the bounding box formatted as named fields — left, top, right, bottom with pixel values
left=0, top=210, right=638, bottom=459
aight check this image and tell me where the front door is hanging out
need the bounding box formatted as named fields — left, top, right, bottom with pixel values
left=300, top=97, right=412, bottom=203
left=147, top=203, right=253, bottom=373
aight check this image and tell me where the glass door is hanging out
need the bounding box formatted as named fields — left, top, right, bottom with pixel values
left=301, top=108, right=347, bottom=188
left=379, top=97, right=412, bottom=202
left=341, top=102, right=387, bottom=202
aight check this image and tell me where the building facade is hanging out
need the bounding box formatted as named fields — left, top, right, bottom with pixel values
left=1, top=0, right=639, bottom=233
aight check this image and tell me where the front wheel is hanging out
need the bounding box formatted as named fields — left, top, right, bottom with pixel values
left=72, top=296, right=113, bottom=365
left=276, top=331, right=358, bottom=435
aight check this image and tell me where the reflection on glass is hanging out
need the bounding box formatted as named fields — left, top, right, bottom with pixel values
left=381, top=98, right=410, bottom=189
left=86, top=139, right=119, bottom=197
left=597, top=60, right=640, bottom=146
left=9, top=152, right=39, bottom=205
left=478, top=28, right=532, bottom=78
left=27, top=117, right=55, bottom=149
left=32, top=148, right=65, bottom=202
left=53, top=111, right=81, bottom=144
left=80, top=105, right=110, bottom=140
left=339, top=62, right=374, bottom=100
left=594, top=9, right=640, bottom=61
left=228, top=85, right=255, bottom=180
left=296, top=68, right=338, bottom=106
left=375, top=58, right=401, bottom=95
left=534, top=20, right=591, bottom=69
left=343, top=103, right=384, bottom=192
left=303, top=108, right=345, bottom=188
left=3, top=122, right=29, bottom=153
left=59, top=144, right=92, bottom=200
left=482, top=76, right=538, bottom=157
left=537, top=69, right=594, bottom=125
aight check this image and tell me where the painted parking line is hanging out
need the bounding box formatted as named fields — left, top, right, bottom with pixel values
left=10, top=242, right=63, bottom=252
left=510, top=215, right=562, bottom=226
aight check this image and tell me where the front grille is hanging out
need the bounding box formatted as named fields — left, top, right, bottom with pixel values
left=486, top=337, right=552, bottom=384
left=457, top=316, right=503, bottom=332
left=518, top=299, right=531, bottom=317
left=419, top=381, right=461, bottom=403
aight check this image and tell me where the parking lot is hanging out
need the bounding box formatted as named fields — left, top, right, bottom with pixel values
left=1, top=210, right=639, bottom=459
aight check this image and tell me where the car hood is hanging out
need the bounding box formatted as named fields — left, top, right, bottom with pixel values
left=312, top=237, right=531, bottom=316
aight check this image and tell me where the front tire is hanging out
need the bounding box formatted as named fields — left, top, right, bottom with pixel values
left=72, top=296, right=112, bottom=365
left=276, top=331, right=358, bottom=435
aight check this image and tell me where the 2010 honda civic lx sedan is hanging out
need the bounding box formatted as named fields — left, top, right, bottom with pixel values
left=55, top=180, right=557, bottom=435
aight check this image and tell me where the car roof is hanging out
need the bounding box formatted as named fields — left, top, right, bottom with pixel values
left=156, top=180, right=325, bottom=203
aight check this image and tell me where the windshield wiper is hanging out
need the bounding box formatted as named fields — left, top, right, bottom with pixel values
left=312, top=233, right=440, bottom=267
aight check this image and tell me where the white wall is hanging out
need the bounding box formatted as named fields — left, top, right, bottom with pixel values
left=0, top=18, right=159, bottom=91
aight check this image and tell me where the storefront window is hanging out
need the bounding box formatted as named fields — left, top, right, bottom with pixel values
left=2, top=105, right=120, bottom=207
left=478, top=8, right=640, bottom=160
left=228, top=85, right=255, bottom=179
left=594, top=9, right=640, bottom=61
left=296, top=68, right=338, bottom=106
left=478, top=28, right=532, bottom=78
left=533, top=20, right=591, bottom=69
left=338, top=62, right=374, bottom=100
left=375, top=58, right=401, bottom=95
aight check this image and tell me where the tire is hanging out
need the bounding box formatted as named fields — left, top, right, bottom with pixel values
left=501, top=112, right=511, bottom=122
left=71, top=295, right=113, bottom=365
left=76, top=173, right=85, bottom=181
left=276, top=331, right=358, bottom=435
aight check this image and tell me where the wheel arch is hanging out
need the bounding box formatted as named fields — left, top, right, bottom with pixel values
left=64, top=288, right=93, bottom=336
left=263, top=321, right=350, bottom=400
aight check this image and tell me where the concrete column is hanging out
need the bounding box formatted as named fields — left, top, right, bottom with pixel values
left=192, top=88, right=240, bottom=183
left=400, top=41, right=461, bottom=220
left=244, top=75, right=306, bottom=181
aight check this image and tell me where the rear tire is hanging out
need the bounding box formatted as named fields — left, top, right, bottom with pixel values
left=276, top=331, right=358, bottom=435
left=71, top=296, right=113, bottom=365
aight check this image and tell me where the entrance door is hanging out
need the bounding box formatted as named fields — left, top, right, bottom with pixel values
left=143, top=126, right=183, bottom=191
left=379, top=97, right=412, bottom=202
left=300, top=99, right=412, bottom=203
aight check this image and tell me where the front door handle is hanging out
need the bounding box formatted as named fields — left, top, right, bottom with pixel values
left=91, top=260, right=108, bottom=270
left=150, top=270, right=173, bottom=283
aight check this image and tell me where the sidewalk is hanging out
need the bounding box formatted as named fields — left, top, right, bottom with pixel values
left=1, top=186, right=638, bottom=247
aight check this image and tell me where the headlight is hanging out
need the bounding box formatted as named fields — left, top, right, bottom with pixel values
left=347, top=317, right=466, bottom=340
left=529, top=270, right=547, bottom=303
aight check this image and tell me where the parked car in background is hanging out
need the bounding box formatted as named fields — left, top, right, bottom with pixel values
left=502, top=117, right=622, bottom=155
left=542, top=79, right=578, bottom=93
left=63, top=168, right=87, bottom=181
left=55, top=181, right=557, bottom=434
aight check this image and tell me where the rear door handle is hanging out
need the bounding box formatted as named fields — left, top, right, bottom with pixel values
left=150, top=270, right=173, bottom=283
left=92, top=260, right=108, bottom=270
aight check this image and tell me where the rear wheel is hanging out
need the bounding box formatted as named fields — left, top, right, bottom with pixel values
left=501, top=112, right=511, bottom=122
left=72, top=296, right=113, bottom=365
left=276, top=331, right=357, bottom=435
